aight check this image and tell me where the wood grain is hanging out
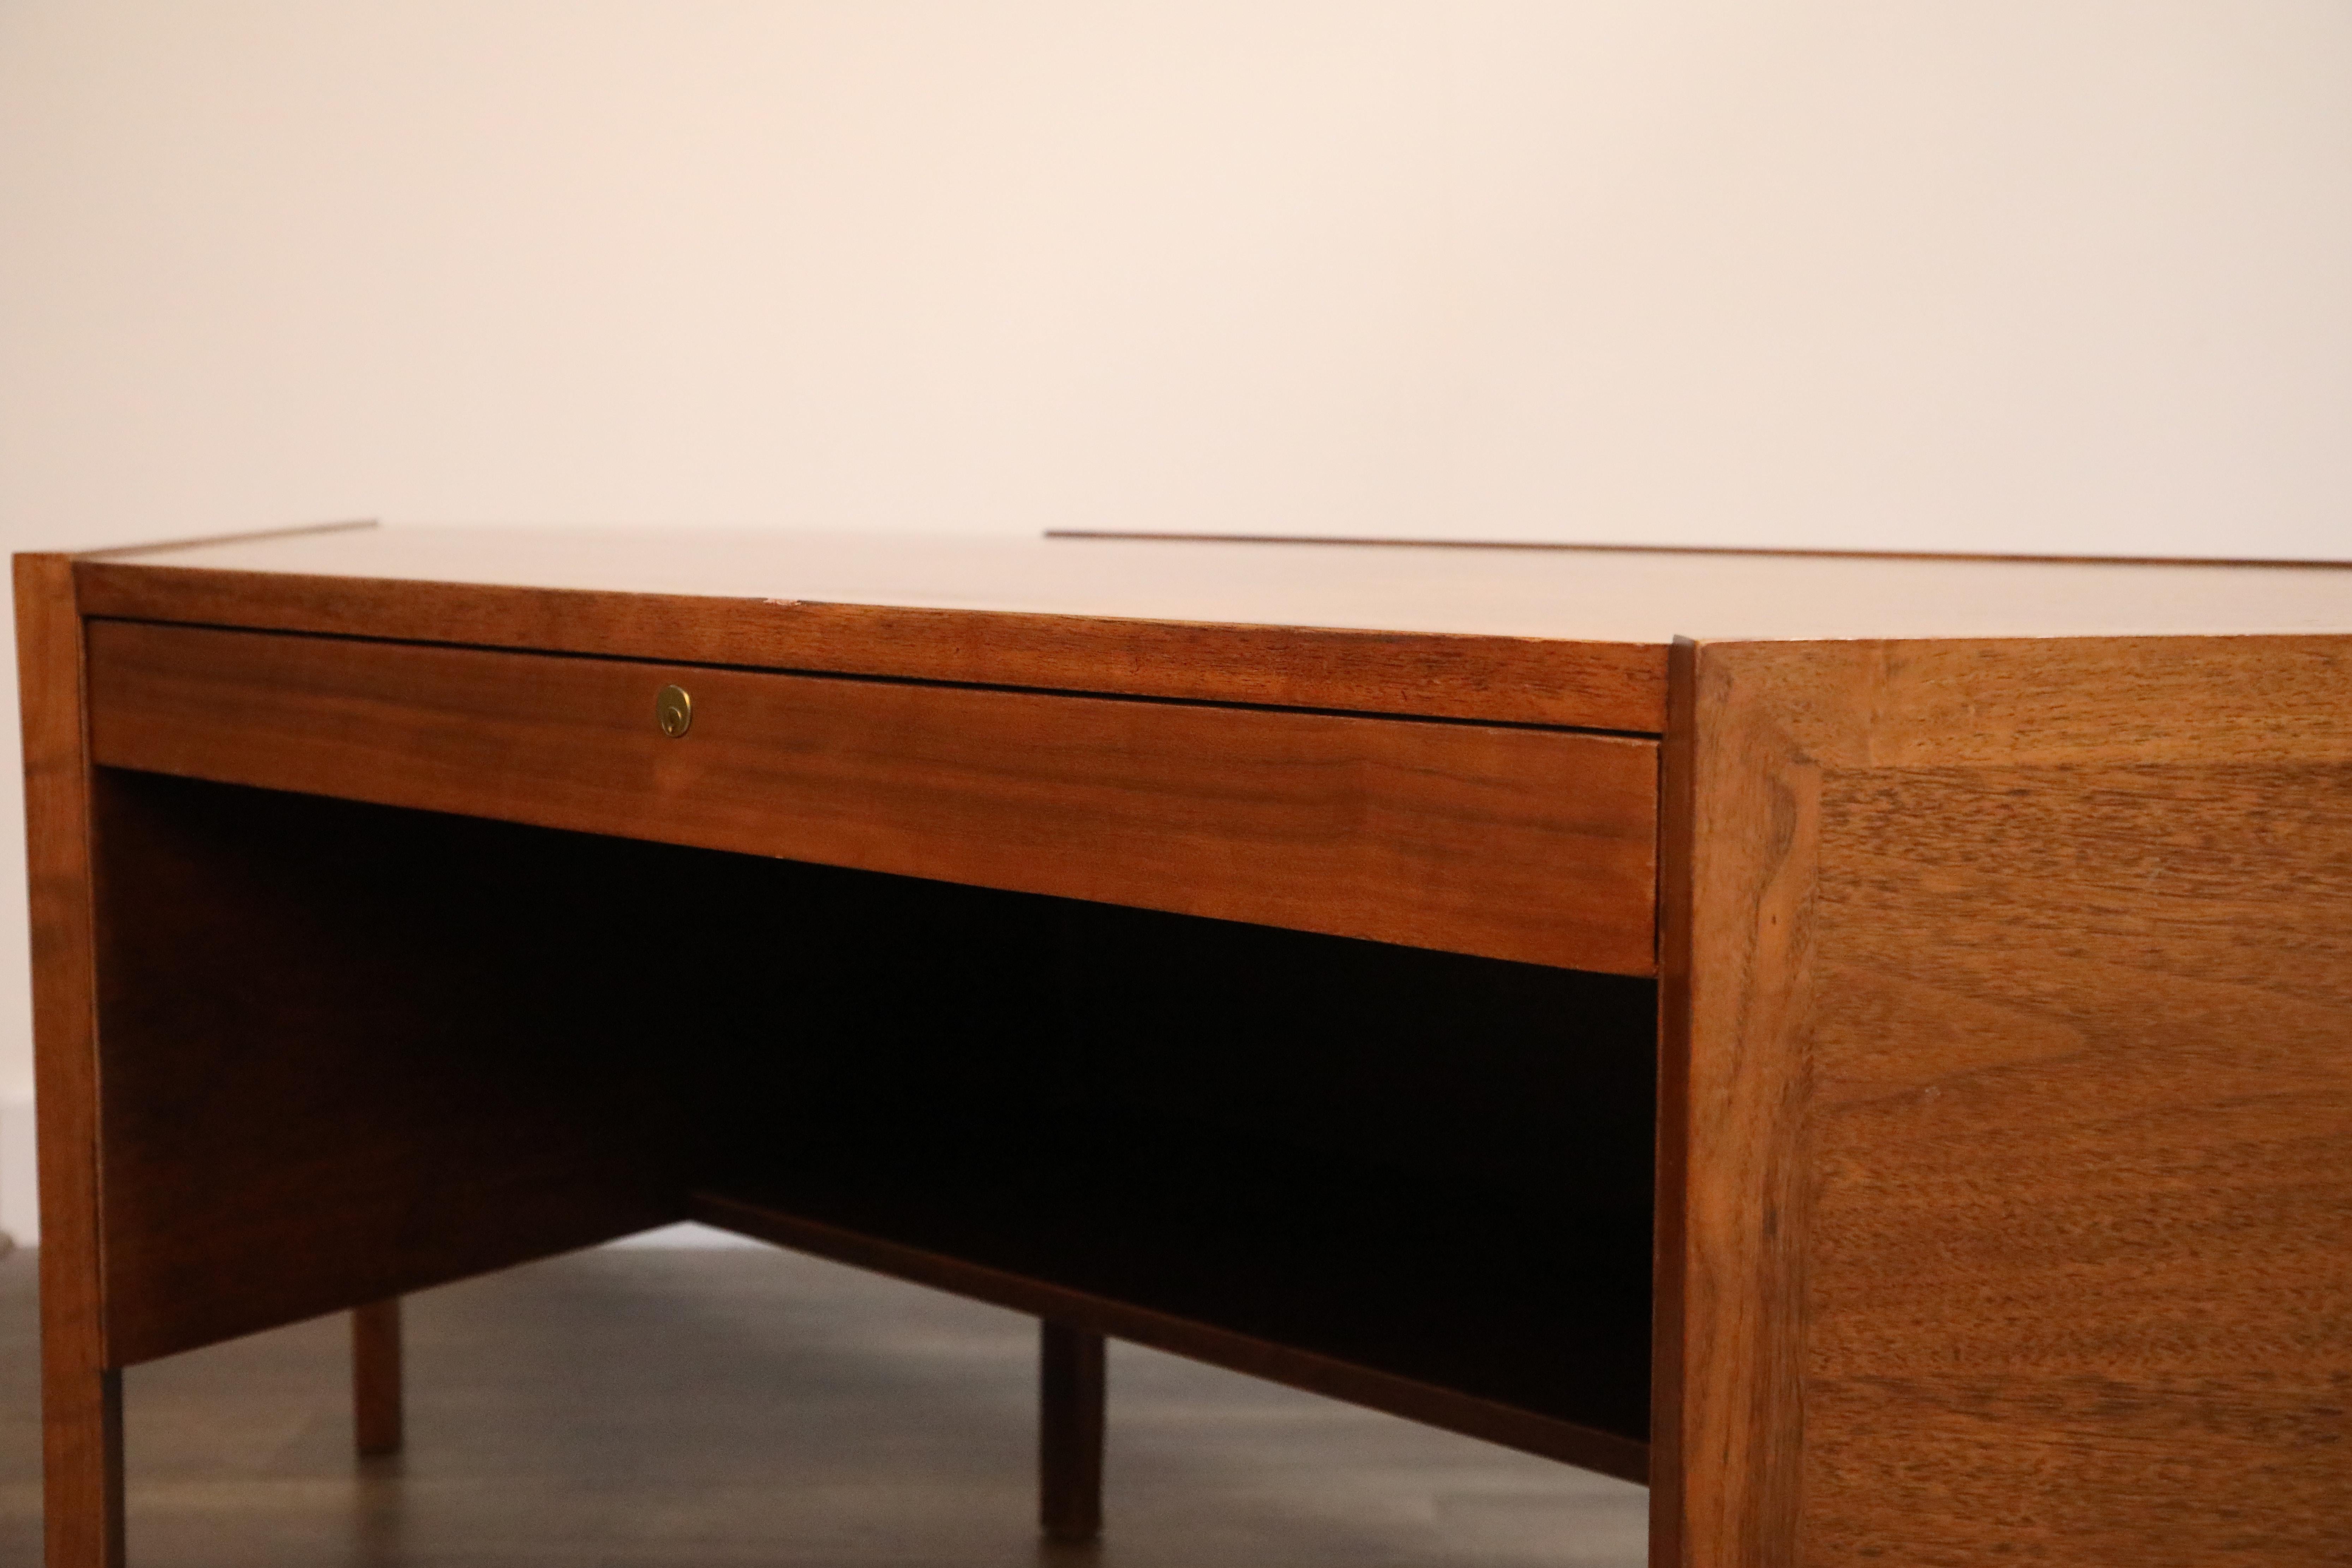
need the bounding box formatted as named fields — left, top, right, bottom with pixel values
left=72, top=527, right=2352, bottom=747
left=1648, top=640, right=1693, bottom=1568
left=13, top=555, right=124, bottom=1568
left=1803, top=757, right=2352, bottom=1566
left=1650, top=636, right=1812, bottom=1568
left=83, top=620, right=1661, bottom=974
left=45, top=523, right=2352, bottom=1564
left=73, top=521, right=2352, bottom=660
left=1659, top=635, right=2352, bottom=1567
left=350, top=1300, right=403, bottom=1457
left=1039, top=1321, right=1105, bottom=1542
left=75, top=563, right=1670, bottom=732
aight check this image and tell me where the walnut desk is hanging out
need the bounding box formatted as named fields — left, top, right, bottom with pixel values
left=18, top=526, right=2352, bottom=1567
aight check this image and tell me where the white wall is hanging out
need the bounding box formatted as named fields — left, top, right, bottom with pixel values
left=4, top=1, right=2351, bottom=1229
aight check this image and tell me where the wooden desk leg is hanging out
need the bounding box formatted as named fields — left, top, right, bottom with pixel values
left=1039, top=1320, right=1106, bottom=1543
left=20, top=555, right=127, bottom=1568
left=351, top=1299, right=404, bottom=1456
left=43, top=1364, right=124, bottom=1568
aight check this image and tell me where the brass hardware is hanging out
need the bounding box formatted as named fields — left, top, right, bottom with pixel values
left=654, top=684, right=694, bottom=739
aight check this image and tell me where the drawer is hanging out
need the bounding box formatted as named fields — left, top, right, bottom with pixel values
left=85, top=620, right=1659, bottom=974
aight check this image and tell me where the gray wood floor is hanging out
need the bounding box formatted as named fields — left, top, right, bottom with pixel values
left=0, top=1241, right=1647, bottom=1567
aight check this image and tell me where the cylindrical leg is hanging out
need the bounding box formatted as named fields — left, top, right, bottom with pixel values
left=44, top=1365, right=124, bottom=1568
left=1039, top=1319, right=1106, bottom=1543
left=352, top=1298, right=405, bottom=1456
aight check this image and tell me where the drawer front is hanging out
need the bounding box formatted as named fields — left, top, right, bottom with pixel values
left=86, top=620, right=1659, bottom=974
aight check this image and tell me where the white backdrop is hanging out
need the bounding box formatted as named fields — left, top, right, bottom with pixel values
left=4, top=1, right=2351, bottom=1231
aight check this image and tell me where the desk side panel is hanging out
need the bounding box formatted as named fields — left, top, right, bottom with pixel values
left=1659, top=636, right=2352, bottom=1568
left=87, top=774, right=687, bottom=1364
left=83, top=620, right=1660, bottom=976
left=1804, top=752, right=2352, bottom=1567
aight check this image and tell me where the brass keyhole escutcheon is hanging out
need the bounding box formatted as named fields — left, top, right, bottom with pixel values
left=654, top=684, right=694, bottom=739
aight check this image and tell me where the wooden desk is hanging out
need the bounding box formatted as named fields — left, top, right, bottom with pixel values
left=18, top=526, right=2352, bottom=1567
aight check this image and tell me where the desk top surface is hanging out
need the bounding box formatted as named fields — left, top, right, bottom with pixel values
left=93, top=525, right=2352, bottom=644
